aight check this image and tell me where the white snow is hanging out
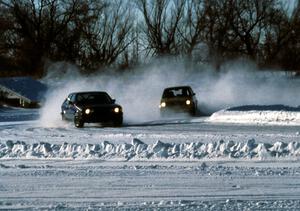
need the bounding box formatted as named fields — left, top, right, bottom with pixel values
left=209, top=105, right=300, bottom=125
left=1, top=139, right=300, bottom=160
left=1, top=106, right=300, bottom=209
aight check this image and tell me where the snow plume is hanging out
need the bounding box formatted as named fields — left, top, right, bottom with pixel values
left=199, top=61, right=300, bottom=114
left=38, top=59, right=300, bottom=126
left=38, top=60, right=198, bottom=127
left=1, top=139, right=300, bottom=160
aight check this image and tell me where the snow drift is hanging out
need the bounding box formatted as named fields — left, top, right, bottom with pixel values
left=1, top=139, right=300, bottom=160
left=209, top=105, right=300, bottom=125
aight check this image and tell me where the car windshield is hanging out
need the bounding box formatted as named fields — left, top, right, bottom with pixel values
left=162, top=88, right=191, bottom=98
left=76, top=93, right=112, bottom=104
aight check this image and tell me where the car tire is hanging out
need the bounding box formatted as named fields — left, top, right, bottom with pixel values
left=113, top=117, right=123, bottom=127
left=74, top=117, right=84, bottom=128
left=188, top=104, right=197, bottom=116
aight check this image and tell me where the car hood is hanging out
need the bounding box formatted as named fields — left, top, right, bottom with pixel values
left=76, top=104, right=121, bottom=110
left=161, top=97, right=192, bottom=103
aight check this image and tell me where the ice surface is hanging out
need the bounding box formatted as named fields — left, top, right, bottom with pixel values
left=1, top=159, right=300, bottom=210
left=1, top=106, right=300, bottom=209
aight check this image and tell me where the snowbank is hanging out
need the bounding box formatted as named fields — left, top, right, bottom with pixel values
left=209, top=105, right=300, bottom=125
left=1, top=139, right=300, bottom=160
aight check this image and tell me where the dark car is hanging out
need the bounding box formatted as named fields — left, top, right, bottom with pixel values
left=61, top=91, right=123, bottom=127
left=159, top=86, right=197, bottom=116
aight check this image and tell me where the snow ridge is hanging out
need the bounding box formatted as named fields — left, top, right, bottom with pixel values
left=210, top=108, right=300, bottom=125
left=1, top=139, right=300, bottom=160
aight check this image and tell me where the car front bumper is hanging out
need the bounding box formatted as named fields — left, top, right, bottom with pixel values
left=77, top=111, right=123, bottom=123
left=160, top=104, right=195, bottom=116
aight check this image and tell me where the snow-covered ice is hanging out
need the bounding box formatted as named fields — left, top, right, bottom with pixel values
left=1, top=106, right=300, bottom=209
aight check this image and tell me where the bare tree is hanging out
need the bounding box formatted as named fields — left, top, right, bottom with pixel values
left=137, top=0, right=185, bottom=57
left=79, top=0, right=134, bottom=71
left=0, top=0, right=135, bottom=75
left=178, top=0, right=206, bottom=61
left=0, top=4, right=15, bottom=72
left=199, top=0, right=276, bottom=70
left=256, top=0, right=300, bottom=72
left=228, top=0, right=275, bottom=61
left=1, top=0, right=300, bottom=75
left=280, top=0, right=300, bottom=71
left=201, top=0, right=235, bottom=69
left=0, top=0, right=107, bottom=76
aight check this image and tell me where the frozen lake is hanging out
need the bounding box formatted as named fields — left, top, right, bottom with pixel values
left=1, top=107, right=300, bottom=210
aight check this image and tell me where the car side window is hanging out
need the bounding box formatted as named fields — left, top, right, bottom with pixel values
left=186, top=89, right=192, bottom=96
left=189, top=88, right=196, bottom=96
left=62, top=98, right=68, bottom=106
left=70, top=94, right=76, bottom=103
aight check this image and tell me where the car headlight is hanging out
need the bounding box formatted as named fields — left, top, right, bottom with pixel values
left=114, top=107, right=120, bottom=113
left=159, top=102, right=166, bottom=108
left=186, top=100, right=191, bottom=105
left=85, top=108, right=91, bottom=114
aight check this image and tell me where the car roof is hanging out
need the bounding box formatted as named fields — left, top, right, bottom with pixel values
left=163, top=86, right=192, bottom=91
left=69, top=91, right=108, bottom=95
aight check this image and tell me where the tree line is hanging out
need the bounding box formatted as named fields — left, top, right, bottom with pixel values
left=0, top=0, right=299, bottom=77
